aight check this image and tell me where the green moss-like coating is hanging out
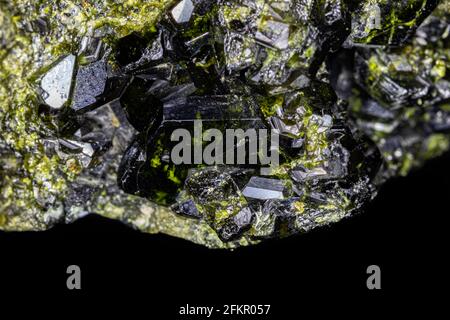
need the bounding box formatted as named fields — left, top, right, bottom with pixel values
left=0, top=0, right=175, bottom=230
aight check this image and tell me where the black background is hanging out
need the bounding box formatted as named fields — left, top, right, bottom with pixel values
left=1, top=152, right=449, bottom=315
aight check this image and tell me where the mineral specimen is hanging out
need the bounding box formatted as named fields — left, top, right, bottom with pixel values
left=0, top=0, right=449, bottom=248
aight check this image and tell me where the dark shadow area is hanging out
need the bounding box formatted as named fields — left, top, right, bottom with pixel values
left=1, top=152, right=449, bottom=313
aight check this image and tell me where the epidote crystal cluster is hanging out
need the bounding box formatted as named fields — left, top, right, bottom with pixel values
left=0, top=0, right=449, bottom=248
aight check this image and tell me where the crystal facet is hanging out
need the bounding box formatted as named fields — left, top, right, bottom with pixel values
left=40, top=55, right=76, bottom=110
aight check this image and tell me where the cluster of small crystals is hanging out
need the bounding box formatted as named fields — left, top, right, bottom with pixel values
left=347, top=12, right=450, bottom=179
left=0, top=0, right=449, bottom=247
left=0, top=0, right=177, bottom=230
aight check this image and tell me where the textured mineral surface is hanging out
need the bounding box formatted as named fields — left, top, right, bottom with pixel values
left=1, top=0, right=449, bottom=248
